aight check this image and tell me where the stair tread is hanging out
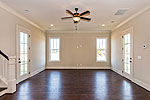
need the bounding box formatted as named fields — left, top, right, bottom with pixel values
left=0, top=88, right=7, bottom=92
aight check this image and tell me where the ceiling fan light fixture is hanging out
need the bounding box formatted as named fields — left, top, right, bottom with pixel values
left=62, top=8, right=91, bottom=24
left=73, top=17, right=80, bottom=22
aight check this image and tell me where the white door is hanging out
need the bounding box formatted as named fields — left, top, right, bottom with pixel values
left=16, top=26, right=31, bottom=83
left=122, top=28, right=133, bottom=79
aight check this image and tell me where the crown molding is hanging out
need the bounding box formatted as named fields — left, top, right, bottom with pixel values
left=0, top=1, right=45, bottom=32
left=46, top=30, right=111, bottom=34
left=112, top=6, right=150, bottom=32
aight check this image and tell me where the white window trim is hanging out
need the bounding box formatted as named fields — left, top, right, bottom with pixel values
left=96, top=37, right=108, bottom=62
left=49, top=37, right=60, bottom=62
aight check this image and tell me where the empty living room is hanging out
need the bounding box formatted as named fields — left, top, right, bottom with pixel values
left=0, top=0, right=150, bottom=100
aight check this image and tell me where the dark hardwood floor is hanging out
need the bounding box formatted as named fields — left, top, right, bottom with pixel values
left=0, top=70, right=150, bottom=100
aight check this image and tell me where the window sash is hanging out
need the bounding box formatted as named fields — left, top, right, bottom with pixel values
left=96, top=38, right=107, bottom=62
left=49, top=38, right=60, bottom=61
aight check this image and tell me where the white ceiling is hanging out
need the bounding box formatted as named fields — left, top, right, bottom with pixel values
left=1, top=0, right=150, bottom=31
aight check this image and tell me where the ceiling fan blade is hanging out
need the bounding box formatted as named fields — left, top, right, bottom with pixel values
left=66, top=10, right=74, bottom=16
left=80, top=11, right=90, bottom=16
left=80, top=17, right=91, bottom=21
left=61, top=17, right=73, bottom=20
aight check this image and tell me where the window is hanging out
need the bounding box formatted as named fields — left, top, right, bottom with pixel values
left=123, top=34, right=131, bottom=74
left=20, top=32, right=28, bottom=76
left=96, top=38, right=107, bottom=62
left=49, top=38, right=60, bottom=62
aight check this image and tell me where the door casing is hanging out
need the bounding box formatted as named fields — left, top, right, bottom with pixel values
left=16, top=25, right=31, bottom=84
left=121, top=27, right=134, bottom=80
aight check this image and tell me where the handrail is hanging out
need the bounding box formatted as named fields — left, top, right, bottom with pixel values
left=0, top=50, right=9, bottom=61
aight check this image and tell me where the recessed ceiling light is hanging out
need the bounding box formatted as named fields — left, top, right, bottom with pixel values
left=51, top=24, right=54, bottom=27
left=102, top=24, right=105, bottom=27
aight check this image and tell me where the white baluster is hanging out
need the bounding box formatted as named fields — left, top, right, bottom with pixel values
left=4, top=60, right=8, bottom=80
left=0, top=56, right=2, bottom=79
left=0, top=56, right=2, bottom=77
left=2, top=58, right=4, bottom=79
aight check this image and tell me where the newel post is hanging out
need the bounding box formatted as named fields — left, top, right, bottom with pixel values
left=7, top=56, right=16, bottom=93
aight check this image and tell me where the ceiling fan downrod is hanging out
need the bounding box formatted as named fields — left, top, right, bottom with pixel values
left=75, top=8, right=78, bottom=13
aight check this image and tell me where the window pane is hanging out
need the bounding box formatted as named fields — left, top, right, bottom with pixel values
left=50, top=39, right=53, bottom=49
left=20, top=64, right=25, bottom=76
left=24, top=64, right=28, bottom=74
left=20, top=32, right=28, bottom=43
left=20, top=32, right=24, bottom=43
left=49, top=38, right=60, bottom=61
left=50, top=49, right=60, bottom=61
left=20, top=32, right=29, bottom=76
left=124, top=34, right=131, bottom=74
left=56, top=39, right=60, bottom=49
left=97, top=38, right=107, bottom=62
left=20, top=44, right=28, bottom=53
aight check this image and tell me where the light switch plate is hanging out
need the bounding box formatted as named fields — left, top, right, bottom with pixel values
left=138, top=56, right=142, bottom=60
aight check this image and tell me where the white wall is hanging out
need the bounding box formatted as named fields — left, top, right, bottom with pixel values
left=111, top=8, right=150, bottom=90
left=0, top=7, right=46, bottom=74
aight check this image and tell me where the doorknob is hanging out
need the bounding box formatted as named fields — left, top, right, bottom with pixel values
left=18, top=58, right=21, bottom=63
left=130, top=61, right=132, bottom=63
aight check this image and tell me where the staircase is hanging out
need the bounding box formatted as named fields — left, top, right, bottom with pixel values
left=0, top=50, right=16, bottom=96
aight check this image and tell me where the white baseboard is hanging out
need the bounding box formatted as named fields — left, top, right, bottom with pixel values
left=132, top=78, right=150, bottom=91
left=111, top=67, right=150, bottom=92
left=111, top=67, right=122, bottom=75
left=46, top=66, right=111, bottom=69
left=0, top=88, right=7, bottom=97
left=0, top=79, right=16, bottom=96
left=30, top=67, right=45, bottom=77
left=7, top=79, right=16, bottom=93
left=17, top=67, right=45, bottom=84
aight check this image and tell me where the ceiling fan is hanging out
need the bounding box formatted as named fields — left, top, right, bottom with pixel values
left=61, top=8, right=91, bottom=23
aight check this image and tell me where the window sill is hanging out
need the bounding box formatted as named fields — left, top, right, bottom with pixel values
left=96, top=61, right=107, bottom=63
left=49, top=60, right=60, bottom=63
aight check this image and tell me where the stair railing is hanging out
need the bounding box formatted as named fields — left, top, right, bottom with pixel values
left=0, top=50, right=16, bottom=93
